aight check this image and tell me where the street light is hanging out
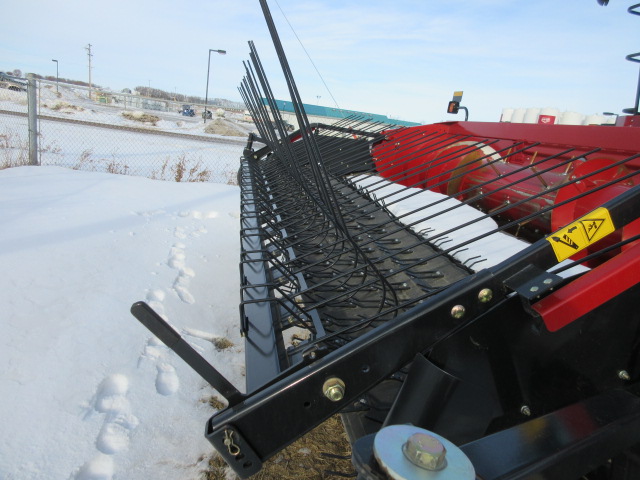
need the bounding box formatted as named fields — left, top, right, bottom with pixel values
left=204, top=48, right=226, bottom=123
left=51, top=59, right=59, bottom=93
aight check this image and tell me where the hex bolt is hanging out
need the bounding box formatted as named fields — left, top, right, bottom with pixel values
left=478, top=288, right=493, bottom=303
left=618, top=370, right=631, bottom=381
left=323, top=377, right=345, bottom=402
left=521, top=405, right=532, bottom=416
left=451, top=305, right=466, bottom=319
left=403, top=432, right=447, bottom=471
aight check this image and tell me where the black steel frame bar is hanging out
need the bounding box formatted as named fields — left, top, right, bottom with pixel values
left=206, top=184, right=640, bottom=478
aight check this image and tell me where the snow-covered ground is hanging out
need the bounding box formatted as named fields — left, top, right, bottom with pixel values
left=0, top=166, right=586, bottom=480
left=0, top=82, right=257, bottom=140
left=0, top=166, right=243, bottom=479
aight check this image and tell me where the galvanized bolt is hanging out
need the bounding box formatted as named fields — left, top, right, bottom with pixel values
left=403, top=432, right=447, bottom=471
left=543, top=278, right=553, bottom=285
left=521, top=405, right=531, bottom=416
left=618, top=370, right=631, bottom=381
left=451, top=305, right=466, bottom=319
left=478, top=288, right=493, bottom=303
left=530, top=286, right=539, bottom=293
left=323, top=377, right=345, bottom=402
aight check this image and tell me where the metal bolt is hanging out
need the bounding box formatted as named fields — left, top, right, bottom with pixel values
left=451, top=305, right=466, bottom=319
left=521, top=405, right=531, bottom=416
left=323, top=377, right=345, bottom=402
left=618, top=370, right=631, bottom=381
left=403, top=432, right=447, bottom=471
left=543, top=278, right=553, bottom=285
left=530, top=286, right=539, bottom=293
left=478, top=288, right=493, bottom=303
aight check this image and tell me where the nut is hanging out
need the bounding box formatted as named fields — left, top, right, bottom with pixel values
left=323, top=377, right=345, bottom=402
left=450, top=305, right=466, bottom=319
left=618, top=370, right=631, bottom=381
left=403, top=433, right=447, bottom=471
left=478, top=288, right=493, bottom=303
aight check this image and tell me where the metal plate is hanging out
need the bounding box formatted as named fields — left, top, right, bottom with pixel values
left=373, top=425, right=475, bottom=480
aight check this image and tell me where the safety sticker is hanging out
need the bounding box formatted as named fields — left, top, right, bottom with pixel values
left=547, top=207, right=615, bottom=262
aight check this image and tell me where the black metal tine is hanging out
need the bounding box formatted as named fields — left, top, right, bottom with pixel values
left=248, top=20, right=400, bottom=314
left=246, top=149, right=640, bottom=325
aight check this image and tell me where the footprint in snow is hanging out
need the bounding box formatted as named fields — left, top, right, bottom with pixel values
left=74, top=453, right=114, bottom=480
left=174, top=226, right=187, bottom=239
left=96, top=412, right=140, bottom=454
left=77, top=374, right=139, bottom=478
left=155, top=362, right=180, bottom=396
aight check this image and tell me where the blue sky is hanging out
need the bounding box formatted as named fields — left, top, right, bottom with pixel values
left=1, top=0, right=638, bottom=124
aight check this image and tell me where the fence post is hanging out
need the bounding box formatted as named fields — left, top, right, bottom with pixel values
left=27, top=73, right=39, bottom=166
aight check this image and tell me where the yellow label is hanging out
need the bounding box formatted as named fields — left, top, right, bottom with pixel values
left=546, top=207, right=615, bottom=262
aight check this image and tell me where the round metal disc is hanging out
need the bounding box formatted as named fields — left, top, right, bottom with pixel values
left=373, top=425, right=475, bottom=480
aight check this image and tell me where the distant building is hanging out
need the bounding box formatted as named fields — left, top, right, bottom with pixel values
left=262, top=98, right=420, bottom=128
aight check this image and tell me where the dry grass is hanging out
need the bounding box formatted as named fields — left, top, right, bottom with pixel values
left=213, top=337, right=234, bottom=351
left=0, top=130, right=29, bottom=169
left=0, top=88, right=27, bottom=104
left=151, top=154, right=212, bottom=183
left=122, top=110, right=160, bottom=126
left=204, top=118, right=246, bottom=137
left=205, top=415, right=354, bottom=480
left=47, top=101, right=84, bottom=113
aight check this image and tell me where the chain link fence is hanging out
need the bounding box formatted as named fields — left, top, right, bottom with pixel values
left=0, top=75, right=251, bottom=184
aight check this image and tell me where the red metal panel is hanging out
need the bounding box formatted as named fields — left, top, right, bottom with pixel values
left=532, top=242, right=640, bottom=332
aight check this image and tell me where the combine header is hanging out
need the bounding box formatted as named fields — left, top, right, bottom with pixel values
left=131, top=1, right=640, bottom=479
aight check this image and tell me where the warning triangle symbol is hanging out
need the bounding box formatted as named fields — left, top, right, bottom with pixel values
left=580, top=218, right=605, bottom=241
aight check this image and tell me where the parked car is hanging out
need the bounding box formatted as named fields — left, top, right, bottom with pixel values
left=0, top=71, right=27, bottom=92
left=179, top=104, right=195, bottom=117
left=202, top=109, right=213, bottom=119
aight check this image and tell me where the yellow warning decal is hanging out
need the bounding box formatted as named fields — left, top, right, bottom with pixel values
left=546, top=207, right=616, bottom=262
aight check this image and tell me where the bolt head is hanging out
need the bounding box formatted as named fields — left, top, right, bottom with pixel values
left=521, top=405, right=531, bottom=416
left=451, top=305, right=466, bottom=319
left=618, top=370, right=631, bottom=381
left=478, top=288, right=493, bottom=303
left=323, top=377, right=345, bottom=402
left=403, top=433, right=447, bottom=471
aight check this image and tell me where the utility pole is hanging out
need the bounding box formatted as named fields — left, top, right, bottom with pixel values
left=85, top=43, right=93, bottom=100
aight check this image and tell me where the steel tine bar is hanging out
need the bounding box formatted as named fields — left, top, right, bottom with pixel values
left=277, top=148, right=636, bottom=307
left=248, top=32, right=399, bottom=313
left=303, top=169, right=640, bottom=345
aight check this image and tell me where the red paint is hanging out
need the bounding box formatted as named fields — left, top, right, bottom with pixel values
left=532, top=242, right=640, bottom=332
left=371, top=121, right=640, bottom=264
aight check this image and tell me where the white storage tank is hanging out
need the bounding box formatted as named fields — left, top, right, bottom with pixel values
left=511, top=108, right=526, bottom=123
left=523, top=108, right=541, bottom=123
left=583, top=114, right=604, bottom=125
left=559, top=111, right=584, bottom=125
left=500, top=108, right=514, bottom=122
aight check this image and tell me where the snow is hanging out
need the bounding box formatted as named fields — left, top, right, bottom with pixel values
left=0, top=166, right=243, bottom=479
left=1, top=82, right=254, bottom=183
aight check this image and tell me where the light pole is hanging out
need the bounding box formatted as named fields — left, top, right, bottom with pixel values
left=51, top=59, right=59, bottom=93
left=204, top=48, right=226, bottom=123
